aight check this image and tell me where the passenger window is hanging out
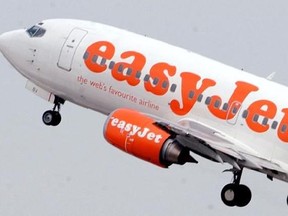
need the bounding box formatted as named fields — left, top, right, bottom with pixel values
left=136, top=71, right=141, bottom=79
left=197, top=94, right=203, bottom=102
left=153, top=78, right=159, bottom=85
left=162, top=81, right=168, bottom=89
left=126, top=68, right=132, bottom=76
left=262, top=118, right=268, bottom=125
left=253, top=114, right=259, bottom=122
left=118, top=64, right=124, bottom=72
left=242, top=110, right=248, bottom=118
left=144, top=74, right=150, bottom=82
left=109, top=61, right=115, bottom=69
left=222, top=103, right=229, bottom=111
left=232, top=107, right=238, bottom=115
left=92, top=55, right=98, bottom=63
left=205, top=97, right=211, bottom=105
left=170, top=84, right=177, bottom=92
left=188, top=91, right=194, bottom=99
left=281, top=125, right=287, bottom=133
left=83, top=51, right=89, bottom=60
left=214, top=100, right=221, bottom=108
left=100, top=58, right=106, bottom=66
left=271, top=121, right=278, bottom=129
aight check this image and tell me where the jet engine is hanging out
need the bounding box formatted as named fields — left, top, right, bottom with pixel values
left=103, top=108, right=196, bottom=167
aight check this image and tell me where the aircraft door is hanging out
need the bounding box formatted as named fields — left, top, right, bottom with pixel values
left=57, top=28, right=87, bottom=71
left=226, top=101, right=242, bottom=125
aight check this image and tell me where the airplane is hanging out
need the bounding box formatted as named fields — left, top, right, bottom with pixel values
left=0, top=19, right=287, bottom=207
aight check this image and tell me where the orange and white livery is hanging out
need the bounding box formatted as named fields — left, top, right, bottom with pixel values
left=0, top=19, right=288, bottom=207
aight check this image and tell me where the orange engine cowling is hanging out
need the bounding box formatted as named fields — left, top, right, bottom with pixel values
left=103, top=108, right=196, bottom=167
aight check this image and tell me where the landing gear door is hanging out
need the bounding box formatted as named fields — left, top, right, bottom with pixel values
left=57, top=28, right=88, bottom=71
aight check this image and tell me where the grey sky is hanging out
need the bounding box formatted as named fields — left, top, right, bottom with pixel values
left=0, top=0, right=288, bottom=215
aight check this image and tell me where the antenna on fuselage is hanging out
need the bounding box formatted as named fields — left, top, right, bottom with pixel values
left=266, top=72, right=276, bottom=80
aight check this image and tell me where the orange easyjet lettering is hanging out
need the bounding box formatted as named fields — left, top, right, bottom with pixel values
left=246, top=100, right=277, bottom=133
left=84, top=41, right=115, bottom=73
left=83, top=40, right=288, bottom=143
left=278, top=108, right=288, bottom=142
left=111, top=51, right=146, bottom=86
left=208, top=81, right=259, bottom=120
left=144, top=62, right=176, bottom=96
left=170, top=72, right=216, bottom=115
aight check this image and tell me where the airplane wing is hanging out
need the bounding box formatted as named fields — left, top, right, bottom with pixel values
left=155, top=117, right=288, bottom=178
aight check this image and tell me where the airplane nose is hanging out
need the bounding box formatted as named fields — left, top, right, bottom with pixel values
left=0, top=32, right=8, bottom=54
left=0, top=30, right=21, bottom=56
left=0, top=30, right=27, bottom=68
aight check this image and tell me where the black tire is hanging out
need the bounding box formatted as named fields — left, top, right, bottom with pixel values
left=221, top=183, right=237, bottom=207
left=42, top=110, right=54, bottom=126
left=51, top=111, right=61, bottom=126
left=42, top=110, right=61, bottom=126
left=235, top=184, right=252, bottom=207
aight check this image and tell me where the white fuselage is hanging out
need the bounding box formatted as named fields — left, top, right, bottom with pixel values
left=1, top=19, right=288, bottom=174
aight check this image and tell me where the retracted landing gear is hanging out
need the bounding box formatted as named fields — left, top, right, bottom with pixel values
left=221, top=168, right=252, bottom=207
left=42, top=96, right=65, bottom=126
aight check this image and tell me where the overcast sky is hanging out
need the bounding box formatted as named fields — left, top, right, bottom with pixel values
left=0, top=0, right=288, bottom=215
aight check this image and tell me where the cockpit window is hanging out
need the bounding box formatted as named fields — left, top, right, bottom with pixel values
left=26, top=25, right=46, bottom=37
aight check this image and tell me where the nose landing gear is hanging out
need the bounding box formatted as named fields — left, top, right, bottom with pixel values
left=221, top=168, right=252, bottom=207
left=42, top=96, right=65, bottom=126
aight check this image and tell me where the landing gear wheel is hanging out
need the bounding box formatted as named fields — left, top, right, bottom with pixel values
left=221, top=168, right=252, bottom=207
left=42, top=96, right=64, bottom=126
left=236, top=184, right=252, bottom=207
left=42, top=110, right=61, bottom=126
left=51, top=111, right=61, bottom=126
left=221, top=183, right=237, bottom=207
left=221, top=183, right=252, bottom=207
left=42, top=110, right=54, bottom=126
